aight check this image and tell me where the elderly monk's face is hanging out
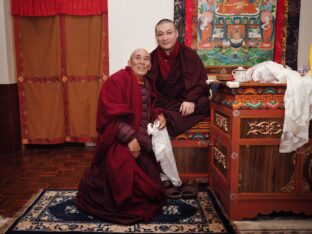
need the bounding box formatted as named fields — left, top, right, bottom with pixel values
left=155, top=22, right=178, bottom=54
left=128, top=49, right=151, bottom=78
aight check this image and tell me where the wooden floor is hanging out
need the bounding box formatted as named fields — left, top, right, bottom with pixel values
left=0, top=143, right=209, bottom=218
left=0, top=144, right=94, bottom=217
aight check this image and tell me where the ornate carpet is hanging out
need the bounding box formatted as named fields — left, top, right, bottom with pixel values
left=6, top=188, right=233, bottom=233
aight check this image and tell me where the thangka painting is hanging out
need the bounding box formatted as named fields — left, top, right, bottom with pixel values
left=197, top=0, right=277, bottom=67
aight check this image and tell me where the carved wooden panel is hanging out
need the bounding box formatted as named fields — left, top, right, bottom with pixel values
left=240, top=118, right=283, bottom=139
left=212, top=85, right=286, bottom=110
left=239, top=145, right=294, bottom=193
left=213, top=140, right=227, bottom=177
left=214, top=111, right=230, bottom=134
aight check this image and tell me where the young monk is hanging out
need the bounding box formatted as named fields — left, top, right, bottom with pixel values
left=149, top=19, right=209, bottom=198
left=75, top=48, right=167, bottom=224
left=150, top=19, right=210, bottom=137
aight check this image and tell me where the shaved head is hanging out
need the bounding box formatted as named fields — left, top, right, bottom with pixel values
left=155, top=19, right=177, bottom=33
left=129, top=48, right=150, bottom=61
left=128, top=48, right=151, bottom=78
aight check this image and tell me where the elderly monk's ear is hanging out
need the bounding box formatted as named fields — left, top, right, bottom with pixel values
left=128, top=60, right=132, bottom=67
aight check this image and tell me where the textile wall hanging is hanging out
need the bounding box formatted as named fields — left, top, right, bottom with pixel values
left=12, top=0, right=108, bottom=144
left=181, top=0, right=288, bottom=68
left=174, top=0, right=186, bottom=43
left=285, top=0, right=300, bottom=70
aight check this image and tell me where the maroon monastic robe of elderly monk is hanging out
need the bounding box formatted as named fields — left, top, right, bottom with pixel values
left=75, top=67, right=166, bottom=224
left=150, top=42, right=210, bottom=136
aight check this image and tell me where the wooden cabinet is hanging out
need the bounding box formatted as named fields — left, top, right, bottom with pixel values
left=171, top=117, right=211, bottom=180
left=210, top=82, right=312, bottom=220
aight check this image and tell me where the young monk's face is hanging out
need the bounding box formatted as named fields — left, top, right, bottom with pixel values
left=155, top=22, right=178, bottom=54
left=128, top=49, right=151, bottom=78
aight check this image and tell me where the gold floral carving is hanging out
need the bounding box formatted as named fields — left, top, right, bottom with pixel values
left=215, top=112, right=229, bottom=132
left=214, top=146, right=227, bottom=169
left=247, top=121, right=282, bottom=136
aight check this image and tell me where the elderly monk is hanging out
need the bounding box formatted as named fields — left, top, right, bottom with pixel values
left=75, top=49, right=167, bottom=224
left=149, top=19, right=210, bottom=136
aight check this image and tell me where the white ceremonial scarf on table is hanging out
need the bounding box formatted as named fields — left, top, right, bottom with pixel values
left=279, top=71, right=312, bottom=153
left=246, top=61, right=312, bottom=153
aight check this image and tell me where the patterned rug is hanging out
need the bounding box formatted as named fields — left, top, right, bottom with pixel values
left=5, top=188, right=233, bottom=234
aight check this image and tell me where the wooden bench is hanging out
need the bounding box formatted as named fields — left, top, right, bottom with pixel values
left=170, top=116, right=211, bottom=181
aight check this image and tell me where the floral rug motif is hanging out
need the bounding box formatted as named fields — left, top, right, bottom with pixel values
left=6, top=189, right=232, bottom=233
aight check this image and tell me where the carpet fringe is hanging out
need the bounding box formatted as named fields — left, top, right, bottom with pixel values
left=0, top=189, right=43, bottom=234
left=234, top=220, right=312, bottom=231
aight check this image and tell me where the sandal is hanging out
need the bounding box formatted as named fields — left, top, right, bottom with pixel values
left=181, top=180, right=198, bottom=199
left=163, top=180, right=182, bottom=199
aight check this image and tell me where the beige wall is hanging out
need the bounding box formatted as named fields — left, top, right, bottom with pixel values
left=0, top=0, right=15, bottom=84
left=298, top=0, right=312, bottom=69
left=108, top=0, right=174, bottom=75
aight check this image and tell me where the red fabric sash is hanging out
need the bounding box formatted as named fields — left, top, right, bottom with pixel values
left=11, top=0, right=108, bottom=16
left=156, top=41, right=180, bottom=80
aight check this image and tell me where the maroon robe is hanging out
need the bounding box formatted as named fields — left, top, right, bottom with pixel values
left=150, top=43, right=210, bottom=136
left=75, top=67, right=166, bottom=224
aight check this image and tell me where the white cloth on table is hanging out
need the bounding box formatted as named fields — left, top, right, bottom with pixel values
left=279, top=71, right=312, bottom=153
left=246, top=61, right=312, bottom=153
left=246, top=61, right=288, bottom=83
left=147, top=121, right=182, bottom=187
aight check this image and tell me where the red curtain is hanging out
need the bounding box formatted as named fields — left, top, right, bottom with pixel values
left=11, top=0, right=107, bottom=16
left=12, top=0, right=109, bottom=144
